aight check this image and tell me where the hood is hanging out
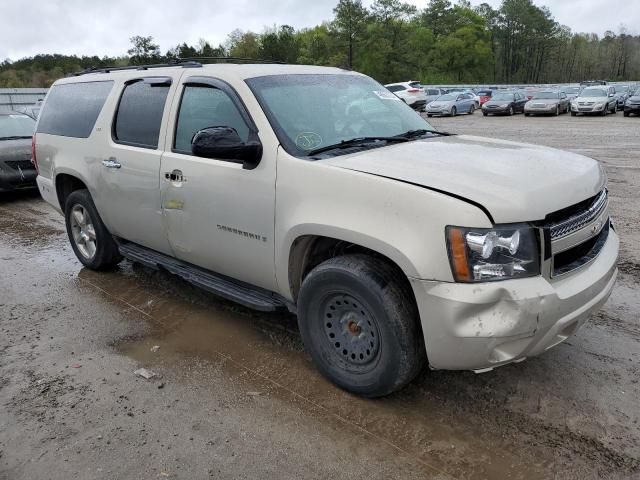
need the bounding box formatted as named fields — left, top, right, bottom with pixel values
left=323, top=135, right=605, bottom=224
left=575, top=95, right=608, bottom=102
left=484, top=99, right=513, bottom=106
left=430, top=100, right=454, bottom=107
left=0, top=138, right=32, bottom=163
left=528, top=98, right=559, bottom=105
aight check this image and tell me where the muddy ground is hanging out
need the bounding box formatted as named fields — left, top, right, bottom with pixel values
left=1, top=113, right=639, bottom=480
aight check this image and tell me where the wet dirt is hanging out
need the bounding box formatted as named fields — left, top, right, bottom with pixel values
left=1, top=113, right=640, bottom=479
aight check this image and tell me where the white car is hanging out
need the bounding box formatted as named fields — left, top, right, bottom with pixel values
left=384, top=81, right=427, bottom=110
left=34, top=62, right=618, bottom=397
left=571, top=86, right=618, bottom=116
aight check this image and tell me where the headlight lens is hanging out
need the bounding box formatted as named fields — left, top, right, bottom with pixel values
left=594, top=103, right=605, bottom=108
left=446, top=225, right=540, bottom=282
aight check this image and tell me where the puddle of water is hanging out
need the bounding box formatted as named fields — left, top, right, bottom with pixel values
left=77, top=262, right=551, bottom=480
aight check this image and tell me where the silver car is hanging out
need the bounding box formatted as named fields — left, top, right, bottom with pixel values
left=571, top=86, right=618, bottom=116
left=524, top=91, right=570, bottom=116
left=425, top=92, right=476, bottom=117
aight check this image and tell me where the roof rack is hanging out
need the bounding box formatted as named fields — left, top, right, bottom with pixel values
left=71, top=57, right=287, bottom=76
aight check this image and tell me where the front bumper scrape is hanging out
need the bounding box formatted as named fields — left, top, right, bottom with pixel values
left=411, top=228, right=619, bottom=371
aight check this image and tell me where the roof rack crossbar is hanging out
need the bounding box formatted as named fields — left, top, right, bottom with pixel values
left=70, top=56, right=287, bottom=76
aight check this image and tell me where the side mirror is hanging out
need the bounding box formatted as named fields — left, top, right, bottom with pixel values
left=191, top=126, right=262, bottom=170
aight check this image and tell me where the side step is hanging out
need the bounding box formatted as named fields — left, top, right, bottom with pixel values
left=118, top=242, right=288, bottom=312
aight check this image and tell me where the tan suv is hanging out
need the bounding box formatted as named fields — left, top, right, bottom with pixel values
left=34, top=61, right=618, bottom=397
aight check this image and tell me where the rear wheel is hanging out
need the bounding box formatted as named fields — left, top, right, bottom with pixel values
left=65, top=189, right=122, bottom=270
left=297, top=254, right=426, bottom=397
left=483, top=111, right=488, bottom=117
left=468, top=104, right=475, bottom=115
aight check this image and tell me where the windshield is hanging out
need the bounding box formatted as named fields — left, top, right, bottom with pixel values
left=532, top=92, right=559, bottom=100
left=562, top=87, right=580, bottom=94
left=0, top=114, right=35, bottom=138
left=617, top=86, right=629, bottom=93
left=492, top=93, right=514, bottom=101
left=582, top=88, right=607, bottom=97
left=436, top=94, right=457, bottom=101
left=247, top=74, right=434, bottom=157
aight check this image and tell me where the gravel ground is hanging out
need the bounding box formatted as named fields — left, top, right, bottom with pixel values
left=1, top=112, right=639, bottom=480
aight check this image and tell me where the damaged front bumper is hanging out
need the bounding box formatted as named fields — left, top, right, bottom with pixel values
left=411, top=228, right=619, bottom=371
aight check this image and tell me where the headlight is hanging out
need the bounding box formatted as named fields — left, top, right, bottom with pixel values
left=446, top=225, right=540, bottom=282
left=594, top=103, right=605, bottom=108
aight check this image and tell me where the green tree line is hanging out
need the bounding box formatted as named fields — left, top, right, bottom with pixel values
left=2, top=0, right=639, bottom=88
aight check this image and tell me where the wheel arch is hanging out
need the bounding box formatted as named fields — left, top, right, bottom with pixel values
left=284, top=228, right=420, bottom=305
left=55, top=171, right=89, bottom=212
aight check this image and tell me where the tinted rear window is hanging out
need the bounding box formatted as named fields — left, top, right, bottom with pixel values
left=113, top=79, right=170, bottom=148
left=386, top=85, right=404, bottom=92
left=37, top=81, right=113, bottom=138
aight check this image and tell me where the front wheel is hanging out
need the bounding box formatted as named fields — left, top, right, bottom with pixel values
left=612, top=103, right=617, bottom=114
left=450, top=106, right=457, bottom=116
left=297, top=255, right=426, bottom=397
left=65, top=189, right=122, bottom=270
left=507, top=106, right=514, bottom=116
left=483, top=111, right=488, bottom=116
left=571, top=111, right=577, bottom=116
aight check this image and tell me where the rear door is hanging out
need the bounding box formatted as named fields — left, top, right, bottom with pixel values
left=93, top=72, right=184, bottom=255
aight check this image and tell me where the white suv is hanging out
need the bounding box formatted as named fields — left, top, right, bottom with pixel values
left=34, top=62, right=618, bottom=397
left=384, top=81, right=427, bottom=109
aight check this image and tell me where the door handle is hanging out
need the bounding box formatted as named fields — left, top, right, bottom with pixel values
left=102, top=158, right=121, bottom=169
left=164, top=169, right=186, bottom=183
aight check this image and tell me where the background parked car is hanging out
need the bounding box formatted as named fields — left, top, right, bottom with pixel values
left=425, top=92, right=476, bottom=117
left=560, top=86, right=581, bottom=101
left=524, top=91, right=570, bottom=116
left=624, top=93, right=640, bottom=117
left=0, top=112, right=37, bottom=192
left=482, top=91, right=527, bottom=116
left=571, top=86, right=618, bottom=116
left=384, top=81, right=427, bottom=110
left=475, top=89, right=494, bottom=105
left=424, top=87, right=448, bottom=105
left=613, top=85, right=631, bottom=108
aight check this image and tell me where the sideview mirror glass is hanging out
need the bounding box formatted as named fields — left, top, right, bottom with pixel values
left=191, top=126, right=262, bottom=170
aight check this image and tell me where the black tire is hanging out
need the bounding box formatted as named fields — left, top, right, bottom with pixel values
left=483, top=111, right=488, bottom=117
left=571, top=111, right=577, bottom=117
left=297, top=254, right=426, bottom=397
left=451, top=106, right=457, bottom=117
left=624, top=111, right=630, bottom=117
left=468, top=104, right=475, bottom=115
left=524, top=112, right=530, bottom=117
left=65, top=189, right=122, bottom=270
left=427, top=114, right=433, bottom=118
left=554, top=105, right=560, bottom=116
left=507, top=106, right=514, bottom=116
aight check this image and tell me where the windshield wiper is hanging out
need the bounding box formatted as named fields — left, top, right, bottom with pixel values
left=393, top=128, right=453, bottom=139
left=307, top=136, right=408, bottom=156
left=0, top=135, right=32, bottom=140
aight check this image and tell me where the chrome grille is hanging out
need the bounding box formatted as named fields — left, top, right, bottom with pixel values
left=549, top=190, right=608, bottom=240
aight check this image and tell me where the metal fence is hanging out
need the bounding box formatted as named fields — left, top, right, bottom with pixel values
left=0, top=88, right=48, bottom=112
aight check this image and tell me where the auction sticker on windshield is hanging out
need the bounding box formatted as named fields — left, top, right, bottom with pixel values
left=374, top=90, right=401, bottom=101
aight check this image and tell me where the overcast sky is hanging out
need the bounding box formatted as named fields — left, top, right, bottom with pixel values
left=1, top=0, right=636, bottom=61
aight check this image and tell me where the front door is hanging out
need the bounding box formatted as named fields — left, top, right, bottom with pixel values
left=159, top=76, right=277, bottom=291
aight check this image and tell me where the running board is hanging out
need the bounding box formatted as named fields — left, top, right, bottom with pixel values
left=118, top=242, right=288, bottom=312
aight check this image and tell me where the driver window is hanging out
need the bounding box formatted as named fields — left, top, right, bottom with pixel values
left=174, top=85, right=250, bottom=154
